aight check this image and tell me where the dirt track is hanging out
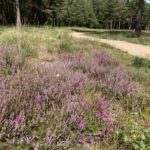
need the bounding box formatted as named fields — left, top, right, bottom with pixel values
left=70, top=32, right=150, bottom=59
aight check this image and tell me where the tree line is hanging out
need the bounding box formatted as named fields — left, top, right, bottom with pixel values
left=0, top=0, right=150, bottom=30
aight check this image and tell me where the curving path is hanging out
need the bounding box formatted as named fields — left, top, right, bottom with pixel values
left=70, top=32, right=150, bottom=59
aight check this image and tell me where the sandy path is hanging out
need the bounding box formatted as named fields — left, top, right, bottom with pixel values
left=70, top=32, right=150, bottom=59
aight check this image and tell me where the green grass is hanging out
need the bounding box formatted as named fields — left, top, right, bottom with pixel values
left=133, top=57, right=150, bottom=68
left=60, top=35, right=77, bottom=52
left=47, top=45, right=53, bottom=53
left=0, top=26, right=70, bottom=58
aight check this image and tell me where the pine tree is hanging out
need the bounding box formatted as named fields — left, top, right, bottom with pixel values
left=143, top=3, right=150, bottom=30
left=1, top=0, right=150, bottom=30
left=135, top=0, right=145, bottom=33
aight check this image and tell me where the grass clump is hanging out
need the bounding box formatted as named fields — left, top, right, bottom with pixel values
left=47, top=45, right=53, bottom=53
left=133, top=57, right=150, bottom=69
left=60, top=36, right=77, bottom=52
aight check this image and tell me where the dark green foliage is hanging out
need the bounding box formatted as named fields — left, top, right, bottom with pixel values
left=133, top=57, right=150, bottom=68
left=59, top=0, right=98, bottom=27
left=0, top=0, right=150, bottom=29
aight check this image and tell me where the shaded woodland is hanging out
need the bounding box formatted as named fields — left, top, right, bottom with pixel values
left=0, top=0, right=150, bottom=30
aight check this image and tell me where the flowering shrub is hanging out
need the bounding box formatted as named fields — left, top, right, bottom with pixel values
left=0, top=48, right=140, bottom=149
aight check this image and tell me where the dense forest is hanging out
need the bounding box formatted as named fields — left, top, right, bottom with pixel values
left=0, top=0, right=150, bottom=29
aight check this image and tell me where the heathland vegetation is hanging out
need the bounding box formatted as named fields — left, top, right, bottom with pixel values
left=0, top=26, right=150, bottom=150
left=0, top=0, right=150, bottom=150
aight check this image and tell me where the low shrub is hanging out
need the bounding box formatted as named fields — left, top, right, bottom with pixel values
left=116, top=117, right=150, bottom=150
left=0, top=49, right=144, bottom=149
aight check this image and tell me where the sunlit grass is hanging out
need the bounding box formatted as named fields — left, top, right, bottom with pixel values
left=0, top=26, right=70, bottom=58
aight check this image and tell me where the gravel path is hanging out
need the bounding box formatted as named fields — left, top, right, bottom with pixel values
left=70, top=32, right=150, bottom=59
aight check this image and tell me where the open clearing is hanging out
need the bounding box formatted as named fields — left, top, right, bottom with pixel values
left=1, top=27, right=150, bottom=150
left=70, top=32, right=150, bottom=59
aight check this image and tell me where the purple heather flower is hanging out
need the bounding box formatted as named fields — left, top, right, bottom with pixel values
left=34, top=142, right=39, bottom=150
left=97, top=111, right=112, bottom=123
left=79, top=138, right=85, bottom=144
left=15, top=115, right=22, bottom=123
left=76, top=116, right=86, bottom=131
left=79, top=136, right=94, bottom=144
left=99, top=100, right=108, bottom=110
left=79, top=95, right=84, bottom=102
left=45, top=128, right=56, bottom=148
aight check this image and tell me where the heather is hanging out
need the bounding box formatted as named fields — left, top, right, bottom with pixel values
left=0, top=27, right=150, bottom=150
left=0, top=42, right=146, bottom=149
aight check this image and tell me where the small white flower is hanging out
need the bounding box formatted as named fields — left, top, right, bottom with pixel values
left=56, top=73, right=60, bottom=77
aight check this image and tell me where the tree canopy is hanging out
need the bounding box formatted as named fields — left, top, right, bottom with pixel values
left=0, top=0, right=150, bottom=30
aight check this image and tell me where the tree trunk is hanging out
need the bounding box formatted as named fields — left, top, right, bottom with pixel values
left=113, top=21, right=116, bottom=29
left=110, top=20, right=113, bottom=30
left=119, top=19, right=121, bottom=30
left=0, top=1, right=7, bottom=25
left=129, top=18, right=132, bottom=30
left=148, top=20, right=150, bottom=30
left=16, top=0, right=21, bottom=29
left=2, top=9, right=7, bottom=25
left=128, top=20, right=130, bottom=30
left=16, top=0, right=22, bottom=50
left=135, top=0, right=145, bottom=34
